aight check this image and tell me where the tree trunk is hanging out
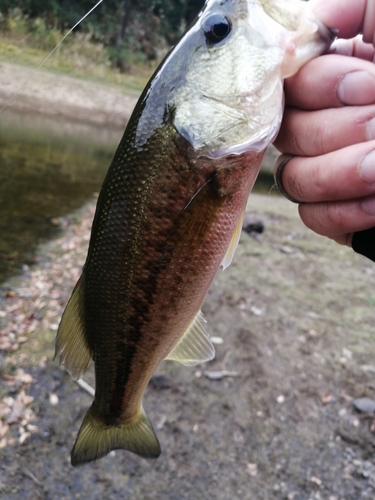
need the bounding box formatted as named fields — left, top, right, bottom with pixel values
left=117, top=0, right=133, bottom=46
left=185, top=0, right=204, bottom=26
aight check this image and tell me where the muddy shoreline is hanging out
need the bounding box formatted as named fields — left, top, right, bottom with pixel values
left=0, top=60, right=139, bottom=128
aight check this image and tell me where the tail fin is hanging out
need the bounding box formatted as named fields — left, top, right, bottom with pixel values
left=71, top=405, right=161, bottom=466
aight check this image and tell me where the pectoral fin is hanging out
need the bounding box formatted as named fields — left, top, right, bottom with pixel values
left=165, top=311, right=215, bottom=366
left=221, top=208, right=245, bottom=270
left=54, top=273, right=92, bottom=380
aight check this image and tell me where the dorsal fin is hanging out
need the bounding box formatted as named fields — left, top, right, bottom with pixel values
left=165, top=311, right=215, bottom=366
left=221, top=208, right=245, bottom=270
left=54, top=273, right=92, bottom=380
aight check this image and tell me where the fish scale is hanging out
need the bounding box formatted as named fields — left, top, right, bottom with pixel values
left=55, top=0, right=332, bottom=466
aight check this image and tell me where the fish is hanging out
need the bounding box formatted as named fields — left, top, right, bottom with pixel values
left=55, top=0, right=332, bottom=466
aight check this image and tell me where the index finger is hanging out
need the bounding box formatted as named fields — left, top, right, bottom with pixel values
left=284, top=53, right=375, bottom=110
left=311, top=0, right=369, bottom=40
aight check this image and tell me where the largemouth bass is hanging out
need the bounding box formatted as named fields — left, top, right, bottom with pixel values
left=55, top=0, right=331, bottom=466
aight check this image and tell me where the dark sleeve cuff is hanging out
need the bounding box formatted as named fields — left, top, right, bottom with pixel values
left=352, top=228, right=375, bottom=262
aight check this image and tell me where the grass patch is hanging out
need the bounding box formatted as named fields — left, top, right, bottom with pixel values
left=0, top=12, right=157, bottom=93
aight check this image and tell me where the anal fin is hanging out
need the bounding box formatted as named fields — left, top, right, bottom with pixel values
left=165, top=311, right=215, bottom=366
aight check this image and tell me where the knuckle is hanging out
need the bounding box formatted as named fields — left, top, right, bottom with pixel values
left=311, top=127, right=327, bottom=156
left=323, top=203, right=347, bottom=231
left=311, top=160, right=328, bottom=198
left=299, top=202, right=346, bottom=236
left=286, top=173, right=311, bottom=200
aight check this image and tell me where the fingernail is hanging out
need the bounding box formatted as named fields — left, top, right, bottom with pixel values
left=337, top=71, right=375, bottom=105
left=363, top=196, right=375, bottom=215
left=359, top=149, right=375, bottom=184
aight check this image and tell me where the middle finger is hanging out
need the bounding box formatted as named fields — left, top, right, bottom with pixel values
left=274, top=104, right=375, bottom=156
left=283, top=54, right=375, bottom=111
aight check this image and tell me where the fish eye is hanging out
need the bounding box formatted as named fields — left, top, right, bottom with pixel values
left=202, top=14, right=232, bottom=44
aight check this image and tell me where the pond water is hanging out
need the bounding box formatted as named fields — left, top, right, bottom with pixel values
left=0, top=108, right=276, bottom=283
left=0, top=108, right=123, bottom=282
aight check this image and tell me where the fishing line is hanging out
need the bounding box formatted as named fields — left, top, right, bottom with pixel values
left=0, top=0, right=104, bottom=114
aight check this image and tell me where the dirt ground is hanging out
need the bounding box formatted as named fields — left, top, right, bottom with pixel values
left=1, top=62, right=375, bottom=500
left=0, top=60, right=139, bottom=128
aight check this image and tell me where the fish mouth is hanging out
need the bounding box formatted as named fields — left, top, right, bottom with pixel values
left=315, top=18, right=336, bottom=52
left=278, top=3, right=336, bottom=79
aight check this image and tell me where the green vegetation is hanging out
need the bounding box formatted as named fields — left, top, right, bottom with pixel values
left=0, top=0, right=204, bottom=88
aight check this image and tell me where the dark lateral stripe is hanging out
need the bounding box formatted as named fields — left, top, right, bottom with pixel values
left=108, top=174, right=226, bottom=414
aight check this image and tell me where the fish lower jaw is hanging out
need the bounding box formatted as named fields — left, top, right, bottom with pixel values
left=280, top=10, right=333, bottom=79
left=203, top=116, right=282, bottom=159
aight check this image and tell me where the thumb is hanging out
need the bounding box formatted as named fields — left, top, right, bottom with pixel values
left=310, top=0, right=374, bottom=43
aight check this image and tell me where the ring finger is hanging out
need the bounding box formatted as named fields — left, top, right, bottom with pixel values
left=274, top=141, right=375, bottom=203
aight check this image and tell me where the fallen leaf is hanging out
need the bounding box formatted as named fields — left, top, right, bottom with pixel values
left=321, top=393, right=334, bottom=405
left=310, top=476, right=322, bottom=486
left=247, top=463, right=258, bottom=477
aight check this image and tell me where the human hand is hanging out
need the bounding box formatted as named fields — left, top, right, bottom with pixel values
left=274, top=0, right=375, bottom=253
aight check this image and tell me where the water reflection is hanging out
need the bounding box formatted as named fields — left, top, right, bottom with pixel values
left=0, top=108, right=123, bottom=282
